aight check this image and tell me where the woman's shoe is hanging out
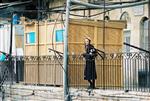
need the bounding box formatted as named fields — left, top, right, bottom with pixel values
left=87, top=85, right=92, bottom=89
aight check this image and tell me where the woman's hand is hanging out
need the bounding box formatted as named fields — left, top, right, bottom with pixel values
left=81, top=53, right=86, bottom=57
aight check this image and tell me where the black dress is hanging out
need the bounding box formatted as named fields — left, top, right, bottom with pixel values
left=83, top=44, right=97, bottom=80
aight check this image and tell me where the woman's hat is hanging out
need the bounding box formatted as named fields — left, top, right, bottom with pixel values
left=84, top=35, right=91, bottom=41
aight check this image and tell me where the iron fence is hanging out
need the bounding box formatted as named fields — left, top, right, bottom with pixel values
left=69, top=52, right=150, bottom=92
left=0, top=52, right=150, bottom=92
left=0, top=57, right=21, bottom=88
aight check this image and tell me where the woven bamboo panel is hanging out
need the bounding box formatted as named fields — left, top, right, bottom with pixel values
left=68, top=19, right=125, bottom=87
left=68, top=19, right=125, bottom=54
left=24, top=21, right=64, bottom=85
left=24, top=19, right=126, bottom=87
left=24, top=61, right=38, bottom=84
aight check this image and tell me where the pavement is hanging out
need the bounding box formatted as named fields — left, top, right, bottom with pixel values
left=0, top=84, right=150, bottom=101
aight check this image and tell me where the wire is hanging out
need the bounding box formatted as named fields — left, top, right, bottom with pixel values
left=60, top=4, right=74, bottom=99
left=50, top=3, right=73, bottom=99
left=51, top=14, right=63, bottom=68
left=2, top=84, right=150, bottom=101
left=2, top=85, right=65, bottom=100
left=0, top=66, right=9, bottom=86
left=51, top=12, right=72, bottom=98
left=0, top=50, right=13, bottom=93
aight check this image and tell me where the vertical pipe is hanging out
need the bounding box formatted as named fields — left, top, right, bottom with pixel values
left=148, top=0, right=150, bottom=50
left=16, top=59, right=19, bottom=83
left=9, top=13, right=14, bottom=84
left=63, top=0, right=71, bottom=100
left=103, top=0, right=106, bottom=49
left=37, top=0, right=40, bottom=85
left=2, top=90, right=5, bottom=101
left=148, top=0, right=150, bottom=89
left=103, top=0, right=106, bottom=90
left=88, top=0, right=91, bottom=17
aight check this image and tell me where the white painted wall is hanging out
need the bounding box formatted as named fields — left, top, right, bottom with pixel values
left=0, top=24, right=16, bottom=56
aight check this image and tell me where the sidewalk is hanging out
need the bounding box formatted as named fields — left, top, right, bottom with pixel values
left=0, top=84, right=150, bottom=101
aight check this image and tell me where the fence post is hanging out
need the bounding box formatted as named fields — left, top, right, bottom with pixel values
left=63, top=0, right=71, bottom=100
left=148, top=0, right=150, bottom=91
left=2, top=90, right=5, bottom=101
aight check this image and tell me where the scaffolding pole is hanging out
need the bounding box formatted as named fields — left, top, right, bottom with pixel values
left=63, top=0, right=71, bottom=101
left=71, top=0, right=148, bottom=9
left=10, top=13, right=14, bottom=85
left=148, top=0, right=150, bottom=51
left=148, top=0, right=150, bottom=89
left=62, top=0, right=149, bottom=100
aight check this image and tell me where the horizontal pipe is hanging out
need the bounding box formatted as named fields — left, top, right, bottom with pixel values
left=0, top=0, right=32, bottom=9
left=124, top=42, right=150, bottom=53
left=71, top=0, right=148, bottom=9
left=0, top=51, right=9, bottom=55
left=48, top=48, right=63, bottom=54
left=89, top=0, right=141, bottom=5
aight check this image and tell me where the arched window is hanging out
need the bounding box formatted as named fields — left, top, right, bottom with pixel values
left=140, top=17, right=148, bottom=50
left=120, top=12, right=131, bottom=52
left=120, top=12, right=131, bottom=24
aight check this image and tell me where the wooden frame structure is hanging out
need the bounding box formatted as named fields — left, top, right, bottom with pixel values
left=24, top=19, right=126, bottom=86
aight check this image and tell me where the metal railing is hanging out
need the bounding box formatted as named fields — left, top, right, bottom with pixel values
left=68, top=52, right=150, bottom=92
left=0, top=52, right=149, bottom=92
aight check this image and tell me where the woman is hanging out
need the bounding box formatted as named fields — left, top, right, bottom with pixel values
left=82, top=38, right=97, bottom=89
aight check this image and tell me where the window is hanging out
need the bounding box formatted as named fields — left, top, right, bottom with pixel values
left=123, top=31, right=131, bottom=52
left=56, top=29, right=64, bottom=42
left=120, top=12, right=131, bottom=24
left=26, top=32, right=35, bottom=44
left=120, top=12, right=131, bottom=52
left=140, top=17, right=148, bottom=50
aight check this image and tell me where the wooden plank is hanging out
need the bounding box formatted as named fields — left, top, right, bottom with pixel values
left=45, top=60, right=55, bottom=85
left=24, top=62, right=38, bottom=84
left=25, top=46, right=37, bottom=56
left=55, top=61, right=63, bottom=85
left=39, top=61, right=47, bottom=84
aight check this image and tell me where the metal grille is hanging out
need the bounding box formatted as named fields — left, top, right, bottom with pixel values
left=0, top=52, right=150, bottom=93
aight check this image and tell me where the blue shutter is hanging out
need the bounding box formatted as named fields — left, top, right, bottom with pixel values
left=29, top=32, right=35, bottom=43
left=56, top=30, right=64, bottom=42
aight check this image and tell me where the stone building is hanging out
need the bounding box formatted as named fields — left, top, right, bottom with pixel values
left=49, top=0, right=149, bottom=52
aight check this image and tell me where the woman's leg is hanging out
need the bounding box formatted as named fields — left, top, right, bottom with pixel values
left=92, top=79, right=95, bottom=88
left=88, top=80, right=92, bottom=88
left=88, top=80, right=95, bottom=89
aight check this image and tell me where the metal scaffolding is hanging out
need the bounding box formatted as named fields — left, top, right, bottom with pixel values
left=63, top=0, right=149, bottom=101
left=0, top=0, right=149, bottom=101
